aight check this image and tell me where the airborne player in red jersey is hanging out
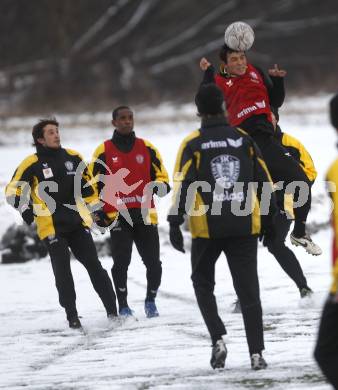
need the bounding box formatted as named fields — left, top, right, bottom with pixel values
left=199, top=46, right=321, bottom=256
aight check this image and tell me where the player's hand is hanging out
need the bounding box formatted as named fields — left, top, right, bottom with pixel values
left=200, top=57, right=212, bottom=71
left=20, top=204, right=34, bottom=226
left=268, top=64, right=287, bottom=78
left=92, top=210, right=110, bottom=228
left=169, top=224, right=185, bottom=253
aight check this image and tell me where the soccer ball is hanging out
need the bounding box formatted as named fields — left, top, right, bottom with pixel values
left=224, top=21, right=255, bottom=51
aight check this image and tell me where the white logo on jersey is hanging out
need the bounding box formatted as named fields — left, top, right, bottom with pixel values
left=227, top=138, right=243, bottom=148
left=65, top=161, right=74, bottom=171
left=43, top=168, right=53, bottom=179
left=201, top=140, right=227, bottom=149
left=65, top=161, right=76, bottom=175
left=250, top=71, right=258, bottom=80
left=237, top=105, right=257, bottom=118
left=255, top=100, right=266, bottom=109
left=136, top=154, right=144, bottom=164
left=237, top=100, right=266, bottom=118
left=213, top=191, right=244, bottom=202
left=211, top=154, right=240, bottom=189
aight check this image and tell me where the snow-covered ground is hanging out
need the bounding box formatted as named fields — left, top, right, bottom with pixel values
left=0, top=96, right=337, bottom=389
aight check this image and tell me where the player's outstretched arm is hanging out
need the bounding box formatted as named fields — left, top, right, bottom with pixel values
left=268, top=63, right=287, bottom=78
left=199, top=57, right=212, bottom=71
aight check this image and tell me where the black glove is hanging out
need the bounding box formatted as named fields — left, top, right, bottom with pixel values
left=20, top=205, right=34, bottom=226
left=169, top=224, right=185, bottom=253
left=92, top=210, right=110, bottom=228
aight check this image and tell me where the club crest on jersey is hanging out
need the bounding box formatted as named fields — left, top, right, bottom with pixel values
left=211, top=154, right=240, bottom=189
left=65, top=161, right=76, bottom=175
left=65, top=161, right=74, bottom=171
left=136, top=154, right=144, bottom=164
left=250, top=71, right=258, bottom=80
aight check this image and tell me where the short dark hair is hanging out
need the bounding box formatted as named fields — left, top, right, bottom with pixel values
left=112, top=106, right=131, bottom=120
left=195, top=84, right=225, bottom=116
left=32, top=118, right=59, bottom=147
left=330, top=93, right=338, bottom=129
left=219, top=44, right=241, bottom=63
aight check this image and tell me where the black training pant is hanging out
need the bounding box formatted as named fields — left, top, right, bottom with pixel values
left=240, top=116, right=311, bottom=237
left=314, top=296, right=338, bottom=389
left=252, top=132, right=311, bottom=237
left=266, top=212, right=308, bottom=290
left=44, top=227, right=117, bottom=319
left=109, top=219, right=162, bottom=309
left=191, top=236, right=264, bottom=355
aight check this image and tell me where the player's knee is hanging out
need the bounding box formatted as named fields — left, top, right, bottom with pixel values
left=191, top=275, right=214, bottom=293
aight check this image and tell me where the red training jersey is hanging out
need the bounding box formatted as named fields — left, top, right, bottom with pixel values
left=102, top=138, right=155, bottom=213
left=215, top=64, right=272, bottom=126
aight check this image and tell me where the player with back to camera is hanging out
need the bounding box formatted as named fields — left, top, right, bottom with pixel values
left=168, top=83, right=277, bottom=370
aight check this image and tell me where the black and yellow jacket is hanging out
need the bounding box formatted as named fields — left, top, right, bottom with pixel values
left=168, top=117, right=275, bottom=239
left=275, top=126, right=317, bottom=216
left=276, top=126, right=317, bottom=182
left=5, top=145, right=98, bottom=240
left=326, top=157, right=338, bottom=295
left=90, top=130, right=170, bottom=225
